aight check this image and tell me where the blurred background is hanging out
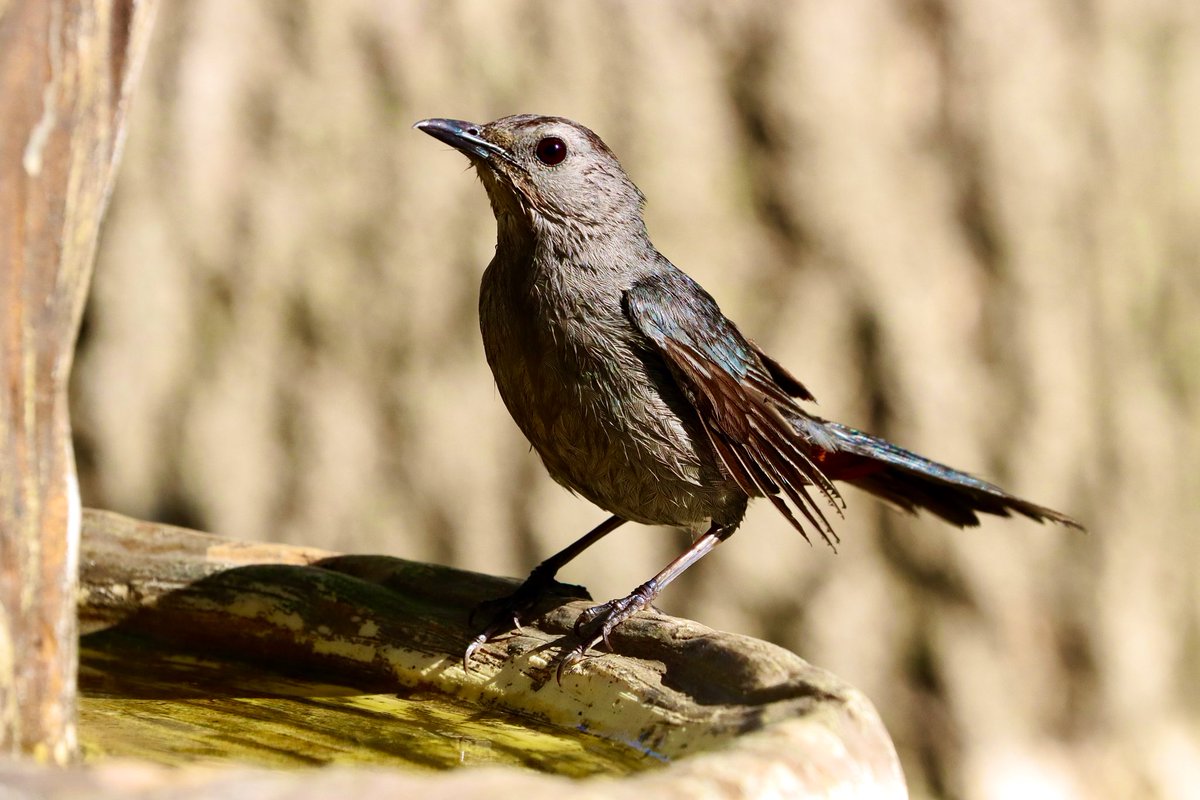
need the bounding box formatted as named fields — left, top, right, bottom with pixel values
left=71, top=1, right=1199, bottom=798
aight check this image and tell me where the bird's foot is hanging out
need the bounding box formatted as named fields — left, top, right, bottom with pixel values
left=555, top=580, right=659, bottom=683
left=464, top=564, right=587, bottom=670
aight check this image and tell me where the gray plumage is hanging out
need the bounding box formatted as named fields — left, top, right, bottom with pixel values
left=414, top=114, right=1080, bottom=674
left=476, top=120, right=746, bottom=533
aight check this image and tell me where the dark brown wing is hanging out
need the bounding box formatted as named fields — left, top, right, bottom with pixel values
left=750, top=342, right=816, bottom=402
left=625, top=275, right=844, bottom=548
left=624, top=273, right=1083, bottom=541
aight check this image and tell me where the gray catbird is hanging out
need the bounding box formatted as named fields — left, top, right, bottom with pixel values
left=415, top=114, right=1081, bottom=677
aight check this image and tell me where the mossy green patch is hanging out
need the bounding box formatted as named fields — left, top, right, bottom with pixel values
left=79, top=636, right=660, bottom=775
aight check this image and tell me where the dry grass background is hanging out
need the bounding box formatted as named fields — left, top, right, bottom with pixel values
left=71, top=1, right=1199, bottom=798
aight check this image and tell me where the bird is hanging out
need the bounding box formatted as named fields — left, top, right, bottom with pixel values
left=413, top=114, right=1081, bottom=679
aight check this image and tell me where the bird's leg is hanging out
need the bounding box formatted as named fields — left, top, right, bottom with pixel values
left=464, top=514, right=627, bottom=668
left=556, top=522, right=730, bottom=682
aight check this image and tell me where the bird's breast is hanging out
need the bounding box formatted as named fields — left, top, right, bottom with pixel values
left=478, top=255, right=740, bottom=528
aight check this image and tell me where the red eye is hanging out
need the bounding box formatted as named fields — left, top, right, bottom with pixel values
left=535, top=137, right=567, bottom=166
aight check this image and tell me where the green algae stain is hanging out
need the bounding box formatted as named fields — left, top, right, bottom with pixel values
left=78, top=639, right=659, bottom=776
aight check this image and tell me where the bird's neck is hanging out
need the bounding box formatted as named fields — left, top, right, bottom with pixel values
left=481, top=170, right=652, bottom=263
left=494, top=209, right=537, bottom=253
left=495, top=204, right=650, bottom=258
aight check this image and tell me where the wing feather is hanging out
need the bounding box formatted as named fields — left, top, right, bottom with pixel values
left=626, top=276, right=843, bottom=547
left=624, top=272, right=1082, bottom=536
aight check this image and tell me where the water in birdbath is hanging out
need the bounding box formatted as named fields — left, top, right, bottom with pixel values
left=78, top=634, right=662, bottom=775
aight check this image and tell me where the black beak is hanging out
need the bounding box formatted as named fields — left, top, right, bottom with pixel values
left=413, top=118, right=513, bottom=164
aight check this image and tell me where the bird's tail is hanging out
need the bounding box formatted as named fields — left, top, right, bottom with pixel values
left=813, top=421, right=1082, bottom=529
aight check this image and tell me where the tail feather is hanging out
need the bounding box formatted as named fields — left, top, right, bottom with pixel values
left=817, top=421, right=1082, bottom=529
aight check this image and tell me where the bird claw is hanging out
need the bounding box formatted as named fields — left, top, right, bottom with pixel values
left=555, top=589, right=653, bottom=683
left=463, top=597, right=540, bottom=666
left=467, top=574, right=655, bottom=681
left=555, top=643, right=590, bottom=684
left=463, top=566, right=579, bottom=669
left=462, top=633, right=488, bottom=672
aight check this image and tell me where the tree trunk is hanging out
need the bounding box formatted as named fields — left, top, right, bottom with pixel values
left=0, top=0, right=157, bottom=763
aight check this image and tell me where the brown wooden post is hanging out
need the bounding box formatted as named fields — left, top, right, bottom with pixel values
left=0, top=0, right=157, bottom=763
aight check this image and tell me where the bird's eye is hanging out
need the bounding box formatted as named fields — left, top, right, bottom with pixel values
left=535, top=137, right=567, bottom=166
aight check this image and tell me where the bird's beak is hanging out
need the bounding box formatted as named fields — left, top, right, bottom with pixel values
left=413, top=118, right=514, bottom=164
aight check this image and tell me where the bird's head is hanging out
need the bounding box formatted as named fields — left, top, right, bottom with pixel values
left=414, top=114, right=646, bottom=238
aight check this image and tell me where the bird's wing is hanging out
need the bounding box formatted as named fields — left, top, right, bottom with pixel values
left=747, top=342, right=816, bottom=402
left=624, top=274, right=844, bottom=547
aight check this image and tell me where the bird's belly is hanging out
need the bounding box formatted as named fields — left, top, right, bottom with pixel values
left=529, top=389, right=715, bottom=527
left=482, top=316, right=739, bottom=528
